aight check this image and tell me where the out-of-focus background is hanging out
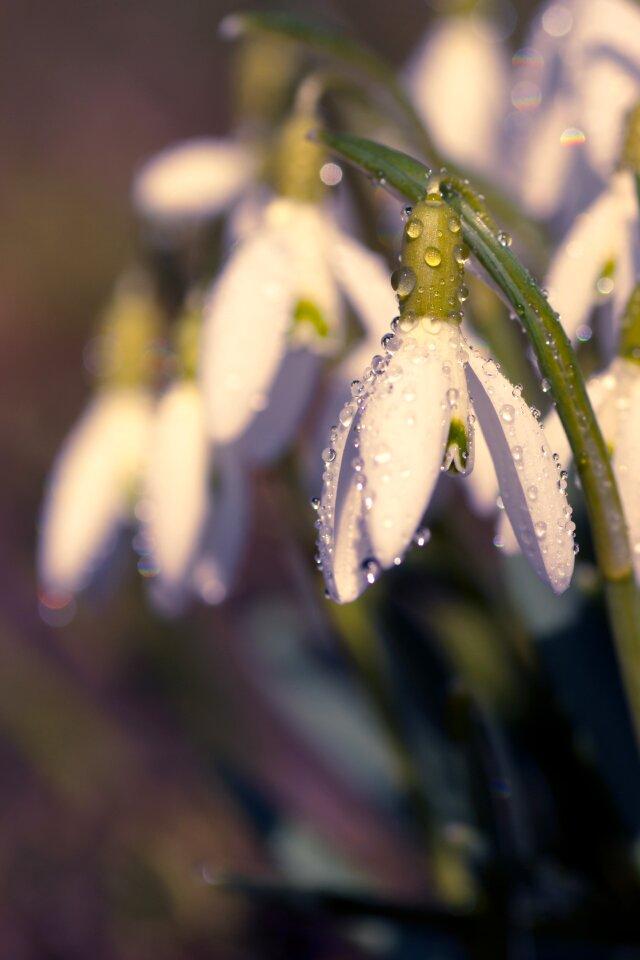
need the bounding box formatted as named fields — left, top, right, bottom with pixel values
left=3, top=0, right=640, bottom=957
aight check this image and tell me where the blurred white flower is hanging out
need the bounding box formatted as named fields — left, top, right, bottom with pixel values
left=515, top=0, right=640, bottom=218
left=142, top=379, right=249, bottom=615
left=498, top=356, right=640, bottom=583
left=405, top=14, right=510, bottom=178
left=545, top=171, right=640, bottom=347
left=132, top=137, right=258, bottom=228
left=316, top=323, right=576, bottom=603
left=201, top=196, right=397, bottom=447
left=38, top=388, right=152, bottom=597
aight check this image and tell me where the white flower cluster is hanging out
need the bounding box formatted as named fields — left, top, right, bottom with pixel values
left=38, top=0, right=640, bottom=617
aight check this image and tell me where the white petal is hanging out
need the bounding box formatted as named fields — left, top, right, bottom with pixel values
left=581, top=55, right=640, bottom=177
left=517, top=95, right=577, bottom=219
left=316, top=381, right=371, bottom=603
left=328, top=228, right=396, bottom=340
left=465, top=352, right=575, bottom=593
left=464, top=421, right=500, bottom=515
left=200, top=220, right=293, bottom=444
left=358, top=332, right=454, bottom=568
left=612, top=366, right=640, bottom=583
left=237, top=347, right=321, bottom=465
left=38, top=390, right=152, bottom=595
left=132, top=138, right=256, bottom=225
left=269, top=200, right=342, bottom=353
left=405, top=18, right=509, bottom=175
left=191, top=450, right=249, bottom=604
left=610, top=174, right=640, bottom=351
left=545, top=183, right=621, bottom=341
left=143, top=381, right=209, bottom=590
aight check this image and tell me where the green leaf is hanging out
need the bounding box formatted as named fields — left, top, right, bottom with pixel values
left=315, top=130, right=431, bottom=202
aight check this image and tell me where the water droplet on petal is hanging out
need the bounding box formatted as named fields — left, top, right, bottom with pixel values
left=322, top=447, right=337, bottom=463
left=310, top=496, right=320, bottom=511
left=424, top=246, right=442, bottom=267
left=414, top=526, right=431, bottom=547
left=361, top=557, right=381, bottom=584
left=500, top=403, right=515, bottom=423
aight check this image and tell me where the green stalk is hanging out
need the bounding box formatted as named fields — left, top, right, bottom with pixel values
left=224, top=14, right=547, bottom=249
left=220, top=11, right=440, bottom=163
left=317, top=131, right=640, bottom=749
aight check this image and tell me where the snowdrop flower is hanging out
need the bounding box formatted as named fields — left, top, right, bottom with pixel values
left=140, top=311, right=249, bottom=614
left=516, top=0, right=640, bottom=219
left=141, top=379, right=249, bottom=614
left=545, top=105, right=640, bottom=347
left=201, top=113, right=399, bottom=449
left=132, top=137, right=258, bottom=230
left=405, top=12, right=510, bottom=178
left=38, top=284, right=159, bottom=597
left=502, top=287, right=640, bottom=581
left=316, top=191, right=576, bottom=603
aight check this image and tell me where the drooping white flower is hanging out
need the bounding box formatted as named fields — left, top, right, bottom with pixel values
left=405, top=14, right=510, bottom=178
left=142, top=380, right=209, bottom=596
left=132, top=137, right=258, bottom=228
left=317, top=326, right=575, bottom=602
left=497, top=356, right=640, bottom=582
left=545, top=171, right=640, bottom=346
left=515, top=0, right=640, bottom=218
left=201, top=196, right=397, bottom=447
left=38, top=388, right=153, bottom=596
left=142, top=381, right=249, bottom=614
left=316, top=195, right=576, bottom=603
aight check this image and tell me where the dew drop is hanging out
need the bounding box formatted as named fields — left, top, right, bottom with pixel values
left=534, top=521, right=547, bottom=539
left=454, top=244, right=470, bottom=265
left=406, top=218, right=423, bottom=239
left=424, top=246, right=442, bottom=267
left=310, top=496, right=320, bottom=511
left=371, top=354, right=387, bottom=375
left=527, top=485, right=538, bottom=501
left=322, top=447, right=336, bottom=463
left=540, top=378, right=551, bottom=393
left=339, top=401, right=358, bottom=428
left=500, top=403, right=515, bottom=423
left=414, top=526, right=431, bottom=547
left=447, top=388, right=459, bottom=408
left=448, top=217, right=461, bottom=234
left=497, top=230, right=512, bottom=248
left=361, top=557, right=381, bottom=585
left=399, top=310, right=418, bottom=332
left=391, top=266, right=417, bottom=298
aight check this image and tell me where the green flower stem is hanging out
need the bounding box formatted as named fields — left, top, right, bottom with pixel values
left=317, top=131, right=640, bottom=750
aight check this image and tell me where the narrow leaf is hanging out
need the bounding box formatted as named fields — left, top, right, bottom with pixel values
left=315, top=130, right=430, bottom=202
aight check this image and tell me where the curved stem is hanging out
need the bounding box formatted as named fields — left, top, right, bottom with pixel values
left=316, top=131, right=640, bottom=750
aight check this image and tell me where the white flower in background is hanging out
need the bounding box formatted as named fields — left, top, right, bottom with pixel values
left=38, top=388, right=152, bottom=596
left=405, top=13, right=510, bottom=178
left=132, top=137, right=258, bottom=228
left=316, top=195, right=576, bottom=603
left=201, top=195, right=398, bottom=448
left=38, top=281, right=160, bottom=599
left=545, top=170, right=640, bottom=348
left=141, top=380, right=209, bottom=600
left=497, top=357, right=640, bottom=583
left=515, top=0, right=640, bottom=219
left=142, top=381, right=249, bottom=614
